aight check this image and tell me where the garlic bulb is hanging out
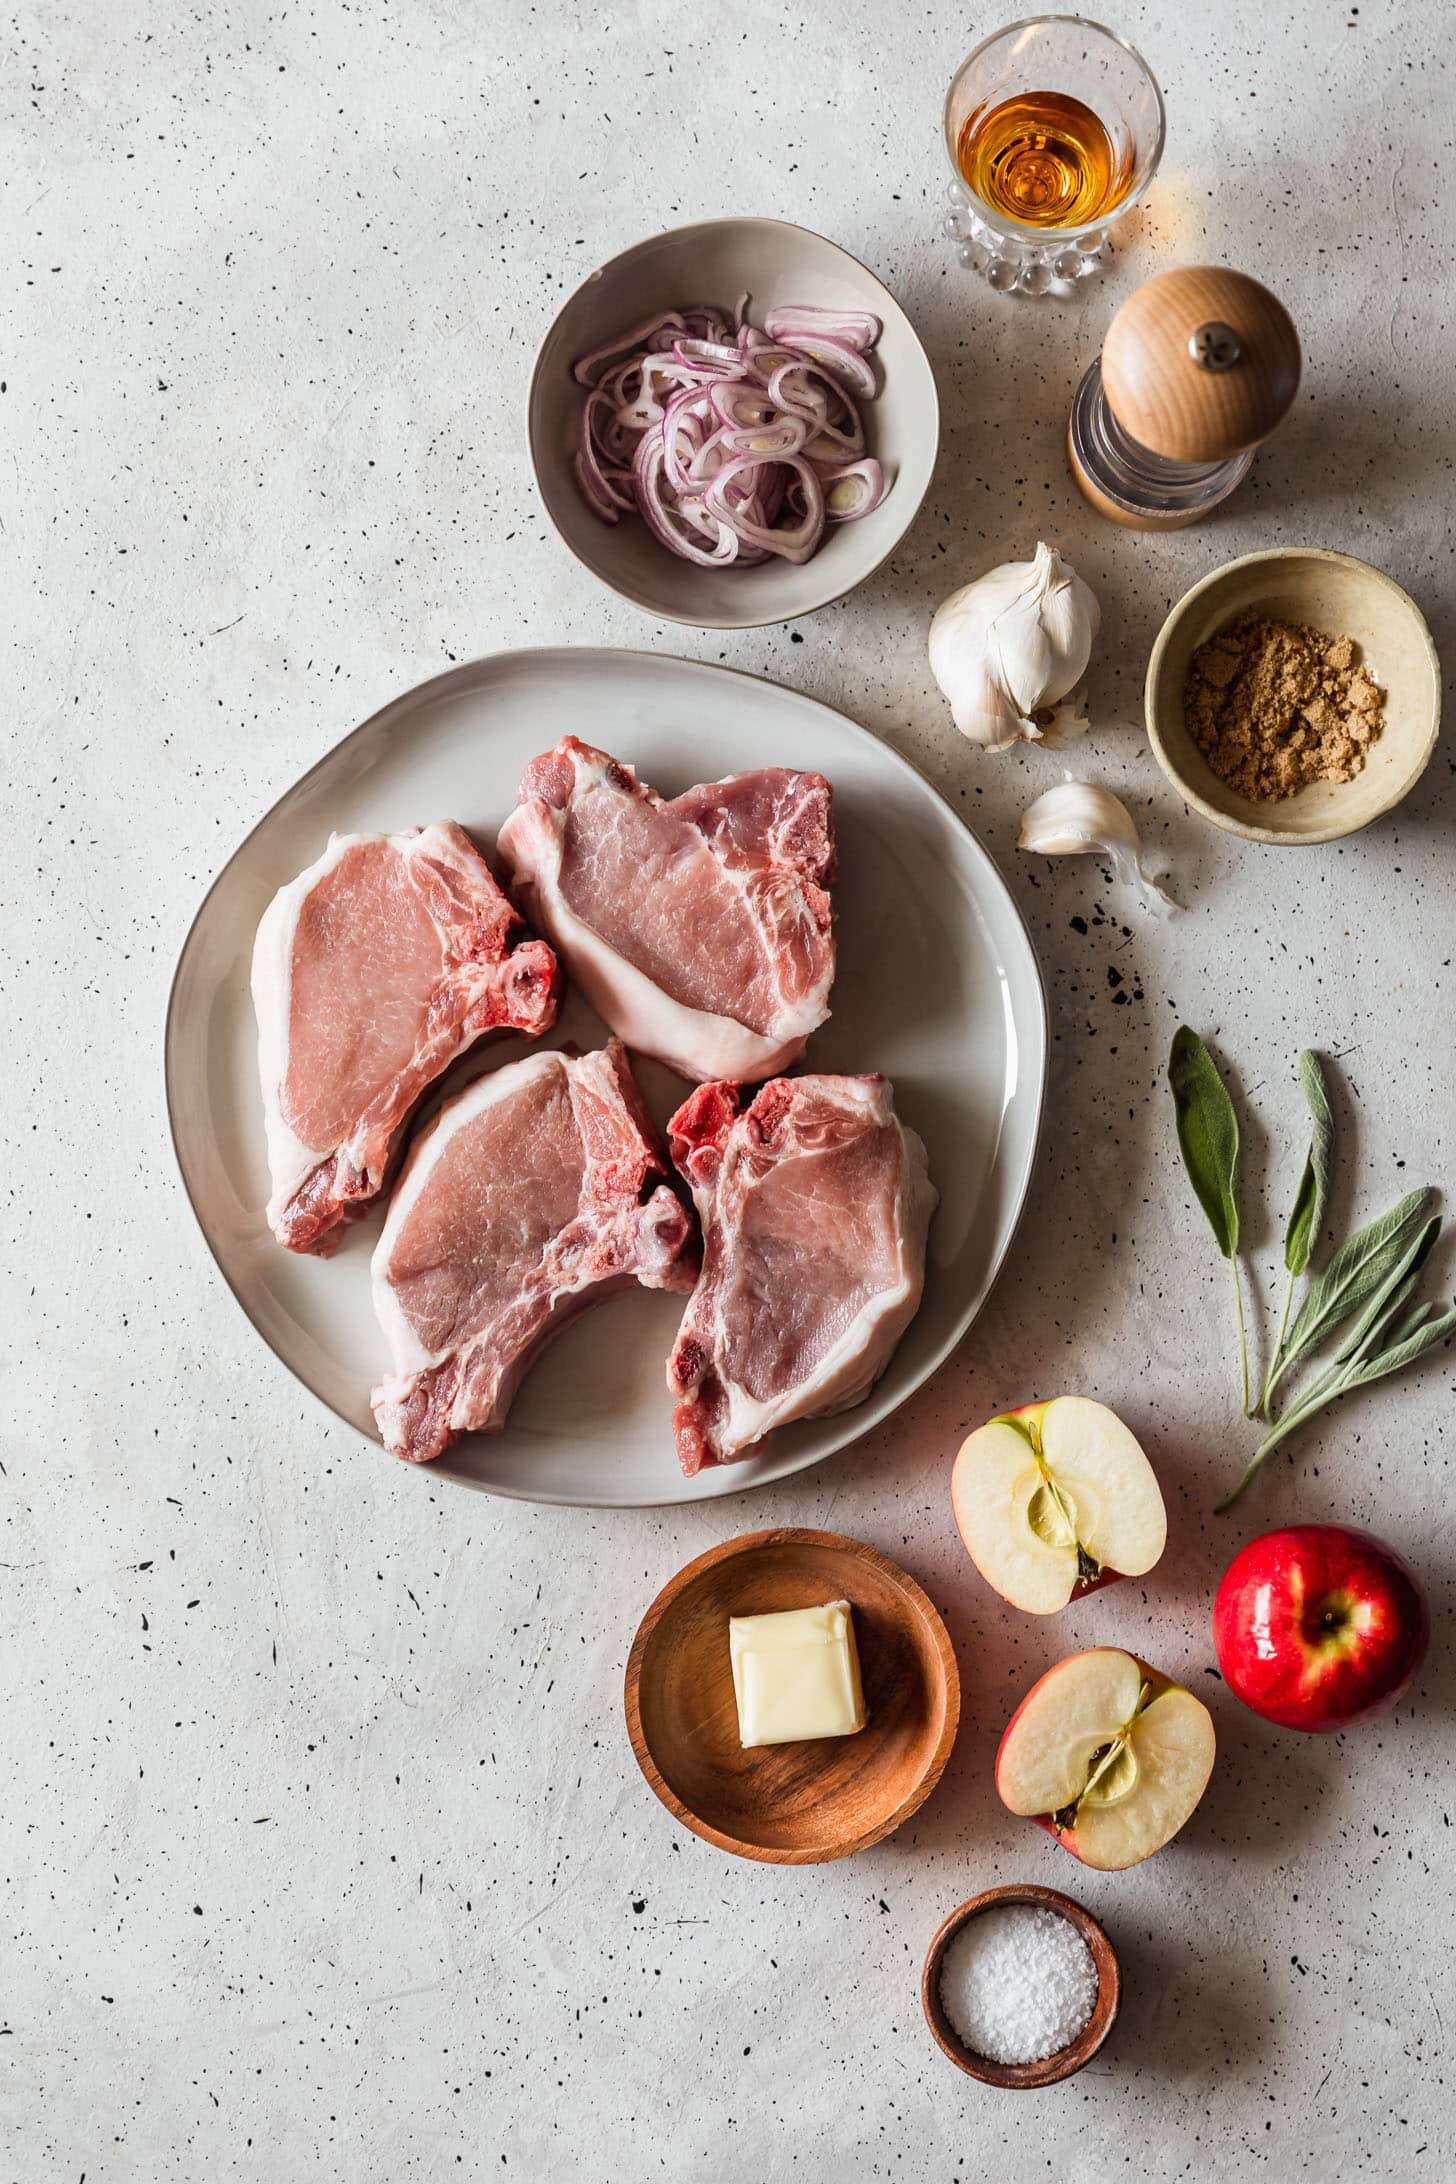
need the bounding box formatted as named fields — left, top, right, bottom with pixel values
left=1018, top=781, right=1181, bottom=915
left=929, top=542, right=1100, bottom=749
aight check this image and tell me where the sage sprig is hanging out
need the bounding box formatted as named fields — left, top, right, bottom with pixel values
left=1263, top=1188, right=1433, bottom=1411
left=1169, top=1031, right=1455, bottom=1510
left=1258, top=1051, right=1333, bottom=1416
left=1168, top=1027, right=1250, bottom=1413
left=1218, top=1286, right=1456, bottom=1513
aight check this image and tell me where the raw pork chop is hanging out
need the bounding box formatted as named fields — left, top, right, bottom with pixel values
left=666, top=1074, right=936, bottom=1474
left=371, top=1039, right=698, bottom=1464
left=252, top=823, right=558, bottom=1255
left=495, top=737, right=835, bottom=1083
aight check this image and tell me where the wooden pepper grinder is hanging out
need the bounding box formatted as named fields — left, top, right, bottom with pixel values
left=1067, top=267, right=1300, bottom=529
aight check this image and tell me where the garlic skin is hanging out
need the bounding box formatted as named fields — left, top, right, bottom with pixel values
left=929, top=543, right=1100, bottom=749
left=1018, top=781, right=1181, bottom=915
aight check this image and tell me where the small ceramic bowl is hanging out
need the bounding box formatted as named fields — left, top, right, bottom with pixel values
left=921, top=1884, right=1120, bottom=2088
left=1145, top=547, right=1440, bottom=845
left=623, top=1527, right=959, bottom=1863
left=527, top=218, right=939, bottom=630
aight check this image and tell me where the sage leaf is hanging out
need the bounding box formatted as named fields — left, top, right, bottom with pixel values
left=1390, top=1300, right=1444, bottom=1343
left=1169, top=1027, right=1240, bottom=1259
left=1354, top=1269, right=1425, bottom=1361
left=1342, top=1304, right=1456, bottom=1391
left=1282, top=1188, right=1432, bottom=1367
left=1259, top=1050, right=1337, bottom=1418
left=1169, top=1027, right=1250, bottom=1411
left=1333, top=1215, right=1441, bottom=1370
left=1284, top=1051, right=1333, bottom=1276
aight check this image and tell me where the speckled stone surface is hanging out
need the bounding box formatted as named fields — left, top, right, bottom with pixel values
left=6, top=1, right=1455, bottom=2175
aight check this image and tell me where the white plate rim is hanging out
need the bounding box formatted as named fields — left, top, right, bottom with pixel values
left=165, top=647, right=1047, bottom=1507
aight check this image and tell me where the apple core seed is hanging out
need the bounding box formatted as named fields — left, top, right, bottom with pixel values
left=1016, top=1418, right=1106, bottom=1585
left=1053, top=1680, right=1151, bottom=1829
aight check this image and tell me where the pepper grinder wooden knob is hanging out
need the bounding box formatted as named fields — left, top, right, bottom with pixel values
left=1068, top=266, right=1302, bottom=530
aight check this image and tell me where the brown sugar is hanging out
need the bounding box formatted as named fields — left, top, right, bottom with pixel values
left=1182, top=611, right=1385, bottom=802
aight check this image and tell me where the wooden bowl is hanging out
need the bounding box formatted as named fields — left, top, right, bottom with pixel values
left=1145, top=548, right=1441, bottom=845
left=921, top=1884, right=1120, bottom=2088
left=527, top=218, right=939, bottom=630
left=623, top=1527, right=959, bottom=1863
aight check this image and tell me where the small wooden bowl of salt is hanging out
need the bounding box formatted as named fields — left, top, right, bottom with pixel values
left=921, top=1884, right=1119, bottom=2088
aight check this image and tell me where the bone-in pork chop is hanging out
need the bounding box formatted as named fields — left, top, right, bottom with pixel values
left=666, top=1074, right=936, bottom=1474
left=252, top=823, right=558, bottom=1255
left=495, top=738, right=835, bottom=1083
left=371, top=1040, right=698, bottom=1464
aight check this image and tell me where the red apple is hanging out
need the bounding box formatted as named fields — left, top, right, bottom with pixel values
left=953, top=1397, right=1166, bottom=1613
left=1213, top=1524, right=1429, bottom=1733
left=995, top=1647, right=1216, bottom=1870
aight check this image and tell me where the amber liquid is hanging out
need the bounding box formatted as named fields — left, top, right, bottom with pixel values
left=956, top=90, right=1130, bottom=229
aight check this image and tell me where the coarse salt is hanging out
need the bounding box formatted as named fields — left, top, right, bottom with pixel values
left=938, top=1904, right=1097, bottom=2065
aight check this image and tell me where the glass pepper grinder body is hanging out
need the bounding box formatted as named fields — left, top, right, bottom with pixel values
left=1067, top=267, right=1301, bottom=530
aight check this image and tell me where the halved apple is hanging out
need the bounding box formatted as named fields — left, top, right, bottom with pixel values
left=995, top=1647, right=1216, bottom=1871
left=952, top=1397, right=1166, bottom=1613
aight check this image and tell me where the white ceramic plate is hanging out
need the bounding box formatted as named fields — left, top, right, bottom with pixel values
left=527, top=218, right=939, bottom=629
left=167, top=651, right=1046, bottom=1507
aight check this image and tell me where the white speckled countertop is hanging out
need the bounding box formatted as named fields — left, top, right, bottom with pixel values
left=7, top=1, right=1455, bottom=2174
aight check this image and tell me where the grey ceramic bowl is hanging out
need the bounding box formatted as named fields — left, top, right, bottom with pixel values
left=527, top=218, right=939, bottom=630
left=1145, top=548, right=1441, bottom=845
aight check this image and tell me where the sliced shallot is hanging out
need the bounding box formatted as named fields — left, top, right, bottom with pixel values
left=778, top=332, right=877, bottom=399
left=763, top=303, right=883, bottom=353
left=821, top=459, right=885, bottom=521
left=572, top=297, right=890, bottom=570
left=572, top=311, right=684, bottom=388
left=633, top=434, right=738, bottom=567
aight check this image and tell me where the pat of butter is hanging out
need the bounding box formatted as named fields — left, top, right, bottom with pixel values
left=729, top=1600, right=867, bottom=1748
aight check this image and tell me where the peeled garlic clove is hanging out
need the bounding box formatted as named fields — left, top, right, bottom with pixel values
left=930, top=543, right=1099, bottom=750
left=1018, top=782, right=1181, bottom=916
